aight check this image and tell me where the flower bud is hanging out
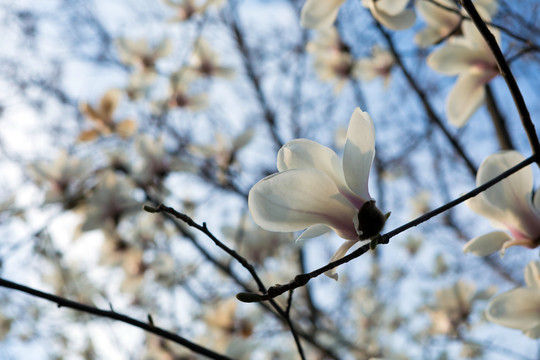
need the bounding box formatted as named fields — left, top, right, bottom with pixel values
left=356, top=200, right=387, bottom=240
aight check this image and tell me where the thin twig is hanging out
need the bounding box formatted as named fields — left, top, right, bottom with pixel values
left=0, top=277, right=233, bottom=360
left=460, top=0, right=540, bottom=159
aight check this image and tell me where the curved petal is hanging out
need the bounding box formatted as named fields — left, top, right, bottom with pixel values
left=446, top=73, right=487, bottom=127
left=525, top=261, right=540, bottom=289
left=427, top=44, right=481, bottom=75
left=462, top=231, right=511, bottom=256
left=376, top=0, right=409, bottom=16
left=343, top=108, right=375, bottom=202
left=416, top=0, right=459, bottom=27
left=248, top=168, right=358, bottom=240
left=371, top=6, right=416, bottom=30
left=324, top=239, right=361, bottom=280
left=277, top=139, right=347, bottom=190
left=296, top=224, right=332, bottom=243
left=463, top=19, right=500, bottom=53
left=486, top=288, right=540, bottom=335
left=300, top=0, right=346, bottom=29
left=477, top=151, right=532, bottom=214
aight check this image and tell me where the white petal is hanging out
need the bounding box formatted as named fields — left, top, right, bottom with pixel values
left=477, top=151, right=532, bottom=214
left=343, top=108, right=375, bottom=201
left=463, top=231, right=511, bottom=256
left=277, top=139, right=347, bottom=191
left=300, top=0, right=346, bottom=29
left=446, top=72, right=488, bottom=127
left=486, top=288, right=540, bottom=335
left=376, top=0, right=409, bottom=16
left=371, top=6, right=416, bottom=30
left=296, top=224, right=332, bottom=243
left=525, top=261, right=540, bottom=289
left=248, top=168, right=358, bottom=240
left=427, top=44, right=481, bottom=75
left=463, top=19, right=501, bottom=53
left=324, top=240, right=359, bottom=280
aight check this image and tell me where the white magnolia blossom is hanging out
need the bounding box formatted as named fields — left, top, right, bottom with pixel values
left=362, top=0, right=416, bottom=30
left=116, top=38, right=172, bottom=74
left=485, top=261, right=540, bottom=338
left=186, top=38, right=234, bottom=79
left=463, top=151, right=540, bottom=256
left=300, top=0, right=346, bottom=29
left=29, top=150, right=91, bottom=206
left=249, top=108, right=387, bottom=279
left=355, top=46, right=395, bottom=87
left=427, top=21, right=500, bottom=127
left=415, top=0, right=497, bottom=47
left=163, top=0, right=225, bottom=22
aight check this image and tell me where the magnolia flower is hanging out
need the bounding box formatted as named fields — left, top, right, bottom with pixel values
left=166, top=70, right=208, bottom=111
left=415, top=0, right=497, bottom=47
left=28, top=150, right=91, bottom=207
left=116, top=38, right=172, bottom=74
left=163, top=0, right=225, bottom=22
left=427, top=21, right=500, bottom=127
left=306, top=27, right=348, bottom=56
left=355, top=45, right=395, bottom=87
left=125, top=72, right=155, bottom=101
left=362, top=0, right=416, bottom=31
left=134, top=135, right=194, bottom=187
left=186, top=38, right=234, bottom=79
left=485, top=261, right=540, bottom=338
left=424, top=280, right=496, bottom=336
left=79, top=172, right=140, bottom=232
left=249, top=108, right=387, bottom=279
left=463, top=151, right=540, bottom=256
left=79, top=89, right=137, bottom=141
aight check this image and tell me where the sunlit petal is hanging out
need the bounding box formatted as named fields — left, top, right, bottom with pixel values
left=300, top=0, right=346, bottom=29
left=248, top=168, right=358, bottom=240
left=447, top=73, right=487, bottom=127
left=343, top=108, right=375, bottom=201
left=486, top=288, right=540, bottom=337
left=525, top=261, right=540, bottom=289
left=462, top=231, right=511, bottom=256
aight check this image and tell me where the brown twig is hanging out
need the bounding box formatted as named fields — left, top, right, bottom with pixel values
left=0, top=277, right=233, bottom=360
left=460, top=0, right=540, bottom=159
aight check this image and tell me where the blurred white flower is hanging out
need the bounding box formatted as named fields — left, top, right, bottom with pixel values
left=186, top=38, right=234, bottom=79
left=116, top=38, right=172, bottom=74
left=427, top=21, right=500, bottom=127
left=415, top=0, right=497, bottom=47
left=249, top=108, right=387, bottom=279
left=463, top=151, right=540, bottom=256
left=163, top=0, right=225, bottom=22
left=79, top=89, right=137, bottom=141
left=134, top=135, right=194, bottom=187
left=355, top=46, right=395, bottom=87
left=362, top=0, right=416, bottom=30
left=166, top=70, right=208, bottom=111
left=79, top=172, right=140, bottom=232
left=485, top=261, right=540, bottom=338
left=28, top=150, right=91, bottom=207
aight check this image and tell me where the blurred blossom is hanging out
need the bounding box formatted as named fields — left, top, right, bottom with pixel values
left=355, top=46, right=395, bottom=87
left=134, top=135, right=194, bottom=187
left=162, top=70, right=208, bottom=112
left=485, top=261, right=540, bottom=338
left=28, top=150, right=91, bottom=208
left=120, top=247, right=147, bottom=294
left=415, top=0, right=497, bottom=47
left=125, top=72, right=155, bottom=101
left=221, top=216, right=293, bottom=265
left=402, top=235, right=423, bottom=256
left=186, top=38, right=235, bottom=79
left=410, top=190, right=431, bottom=216
left=0, top=313, right=12, bottom=341
left=116, top=38, right=172, bottom=75
left=151, top=252, right=176, bottom=286
left=427, top=21, right=500, bottom=127
left=433, top=253, right=448, bottom=276
left=249, top=108, right=387, bottom=280
left=78, top=172, right=140, bottom=232
left=142, top=334, right=195, bottom=360
left=362, top=0, right=416, bottom=30
left=460, top=343, right=483, bottom=358
left=163, top=0, right=225, bottom=22
left=463, top=151, right=540, bottom=256
left=78, top=89, right=137, bottom=141
left=424, top=280, right=496, bottom=336
left=190, top=127, right=254, bottom=184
